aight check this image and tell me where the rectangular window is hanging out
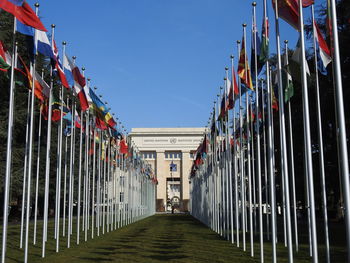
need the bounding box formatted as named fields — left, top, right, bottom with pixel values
left=165, top=151, right=182, bottom=160
left=141, top=151, right=156, bottom=160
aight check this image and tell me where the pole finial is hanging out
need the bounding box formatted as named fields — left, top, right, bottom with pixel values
left=242, top=23, right=247, bottom=27
left=252, top=2, right=257, bottom=7
left=230, top=55, right=234, bottom=59
left=51, top=24, right=56, bottom=28
left=82, top=67, right=85, bottom=71
left=72, top=56, right=76, bottom=60
left=35, top=3, right=39, bottom=7
left=237, top=40, right=241, bottom=44
left=225, top=67, right=229, bottom=71
left=284, top=40, right=288, bottom=44
left=62, top=41, right=67, bottom=45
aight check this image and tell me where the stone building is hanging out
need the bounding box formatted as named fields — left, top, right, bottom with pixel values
left=129, top=128, right=206, bottom=212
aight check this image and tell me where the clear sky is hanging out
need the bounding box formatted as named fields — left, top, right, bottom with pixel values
left=25, top=0, right=306, bottom=131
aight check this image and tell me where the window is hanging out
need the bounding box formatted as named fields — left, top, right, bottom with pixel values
left=165, top=151, right=181, bottom=160
left=190, top=151, right=195, bottom=159
left=141, top=151, right=156, bottom=160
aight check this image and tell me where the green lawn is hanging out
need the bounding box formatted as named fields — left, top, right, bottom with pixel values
left=1, top=214, right=347, bottom=262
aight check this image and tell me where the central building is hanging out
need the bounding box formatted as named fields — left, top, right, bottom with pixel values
left=129, top=128, right=206, bottom=212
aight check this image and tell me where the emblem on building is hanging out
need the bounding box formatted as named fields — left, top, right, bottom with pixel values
left=170, top=138, right=177, bottom=144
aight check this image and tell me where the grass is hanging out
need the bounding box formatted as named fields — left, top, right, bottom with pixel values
left=1, top=214, right=347, bottom=262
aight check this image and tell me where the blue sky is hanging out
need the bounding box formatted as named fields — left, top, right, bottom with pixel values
left=26, top=0, right=307, bottom=131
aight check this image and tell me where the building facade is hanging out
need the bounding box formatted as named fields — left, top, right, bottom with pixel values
left=129, top=128, right=206, bottom=212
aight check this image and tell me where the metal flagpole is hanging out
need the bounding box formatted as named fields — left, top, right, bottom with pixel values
left=20, top=88, right=31, bottom=249
left=56, top=82, right=65, bottom=252
left=261, top=79, right=270, bottom=241
left=296, top=1, right=318, bottom=261
left=230, top=55, right=238, bottom=245
left=33, top=75, right=43, bottom=244
left=266, top=66, right=277, bottom=263
left=41, top=22, right=56, bottom=259
left=61, top=45, right=68, bottom=237
left=262, top=0, right=270, bottom=242
left=1, top=18, right=18, bottom=260
left=228, top=60, right=235, bottom=244
left=25, top=5, right=40, bottom=261
left=92, top=118, right=97, bottom=238
left=328, top=0, right=350, bottom=260
left=284, top=40, right=299, bottom=252
left=76, top=66, right=84, bottom=245
left=62, top=92, right=69, bottom=237
left=97, top=129, right=102, bottom=235
left=242, top=23, right=253, bottom=257
left=310, top=6, right=330, bottom=261
left=252, top=2, right=263, bottom=261
left=84, top=94, right=90, bottom=242
left=67, top=96, right=76, bottom=247
left=237, top=39, right=245, bottom=250
left=273, top=0, right=294, bottom=260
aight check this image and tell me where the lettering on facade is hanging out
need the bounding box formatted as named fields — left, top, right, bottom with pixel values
left=170, top=138, right=177, bottom=144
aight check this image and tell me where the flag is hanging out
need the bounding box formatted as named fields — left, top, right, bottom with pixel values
left=63, top=53, right=89, bottom=111
left=120, top=137, right=128, bottom=154
left=237, top=37, right=253, bottom=91
left=62, top=53, right=74, bottom=87
left=272, top=84, right=279, bottom=111
left=64, top=109, right=82, bottom=129
left=51, top=95, right=69, bottom=122
left=259, top=9, right=269, bottom=66
left=51, top=40, right=69, bottom=89
left=0, top=0, right=47, bottom=31
left=313, top=21, right=331, bottom=75
left=272, top=0, right=299, bottom=30
left=283, top=53, right=294, bottom=102
left=0, top=41, right=10, bottom=71
left=272, top=0, right=314, bottom=30
left=291, top=38, right=310, bottom=75
left=251, top=18, right=263, bottom=78
left=36, top=30, right=55, bottom=59
left=17, top=55, right=49, bottom=101
left=89, top=87, right=116, bottom=128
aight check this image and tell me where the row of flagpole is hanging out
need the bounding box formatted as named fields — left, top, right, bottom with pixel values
left=189, top=0, right=349, bottom=262
left=0, top=2, right=157, bottom=262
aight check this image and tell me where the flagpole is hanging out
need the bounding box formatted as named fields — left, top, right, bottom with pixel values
left=62, top=92, right=69, bottom=237
left=237, top=39, right=245, bottom=250
left=1, top=14, right=17, bottom=259
left=97, top=129, right=102, bottom=236
left=227, top=63, right=234, bottom=244
left=329, top=1, right=350, bottom=261
left=262, top=0, right=270, bottom=242
left=76, top=64, right=84, bottom=245
left=310, top=6, right=330, bottom=262
left=41, top=22, right=55, bottom=259
left=84, top=94, right=90, bottom=242
left=231, top=55, right=239, bottom=246
left=25, top=5, right=41, bottom=262
left=296, top=1, right=319, bottom=261
left=260, top=78, right=269, bottom=240
left=273, top=1, right=294, bottom=261
left=92, top=117, right=97, bottom=239
left=284, top=39, right=299, bottom=253
left=252, top=2, right=263, bottom=260
left=20, top=88, right=31, bottom=249
left=61, top=41, right=67, bottom=237
left=242, top=23, right=254, bottom=257
left=55, top=42, right=65, bottom=252
left=67, top=99, right=76, bottom=248
left=266, top=66, right=277, bottom=263
left=33, top=77, right=43, bottom=245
